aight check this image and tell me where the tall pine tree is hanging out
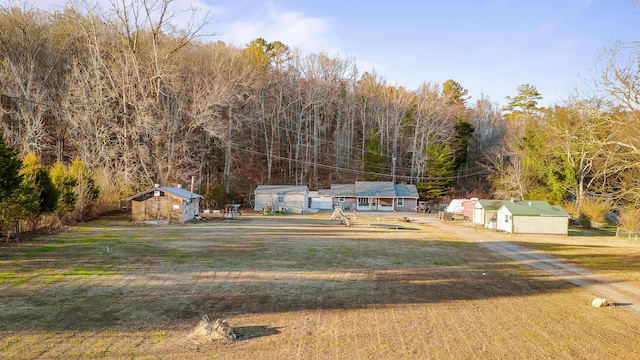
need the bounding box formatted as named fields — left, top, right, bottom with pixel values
left=363, top=130, right=383, bottom=181
left=0, top=134, right=22, bottom=200
left=0, top=135, right=25, bottom=238
left=417, top=143, right=456, bottom=200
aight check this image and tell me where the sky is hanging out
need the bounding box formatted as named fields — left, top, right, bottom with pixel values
left=34, top=0, right=639, bottom=106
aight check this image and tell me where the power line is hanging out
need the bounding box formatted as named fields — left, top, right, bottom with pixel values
left=2, top=92, right=489, bottom=181
left=232, top=145, right=489, bottom=181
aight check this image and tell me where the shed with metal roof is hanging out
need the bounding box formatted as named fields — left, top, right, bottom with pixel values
left=496, top=200, right=569, bottom=235
left=127, top=184, right=202, bottom=224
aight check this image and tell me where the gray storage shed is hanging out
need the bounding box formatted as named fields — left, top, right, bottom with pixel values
left=254, top=185, right=309, bottom=213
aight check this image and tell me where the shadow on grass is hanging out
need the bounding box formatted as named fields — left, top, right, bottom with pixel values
left=2, top=215, right=637, bottom=333
left=568, top=226, right=616, bottom=237
left=234, top=325, right=282, bottom=340
left=368, top=224, right=419, bottom=230
left=508, top=240, right=640, bottom=273
left=611, top=303, right=634, bottom=307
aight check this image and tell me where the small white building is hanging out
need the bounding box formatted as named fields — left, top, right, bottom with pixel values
left=309, top=190, right=334, bottom=210
left=496, top=200, right=569, bottom=235
left=254, top=185, right=309, bottom=213
left=472, top=200, right=508, bottom=226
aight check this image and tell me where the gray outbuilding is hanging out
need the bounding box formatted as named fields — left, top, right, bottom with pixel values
left=253, top=185, right=309, bottom=213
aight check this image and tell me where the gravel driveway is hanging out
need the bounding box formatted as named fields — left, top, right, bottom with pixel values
left=418, top=216, right=640, bottom=313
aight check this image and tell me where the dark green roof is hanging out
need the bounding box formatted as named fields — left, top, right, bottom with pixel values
left=476, top=200, right=509, bottom=210
left=500, top=201, right=569, bottom=217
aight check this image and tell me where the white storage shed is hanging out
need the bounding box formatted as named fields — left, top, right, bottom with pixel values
left=496, top=200, right=569, bottom=235
left=472, top=200, right=507, bottom=226
left=254, top=185, right=309, bottom=213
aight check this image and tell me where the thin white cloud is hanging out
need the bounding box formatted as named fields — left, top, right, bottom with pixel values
left=217, top=8, right=340, bottom=54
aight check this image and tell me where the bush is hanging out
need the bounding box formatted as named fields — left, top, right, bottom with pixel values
left=562, top=201, right=578, bottom=220
left=581, top=198, right=614, bottom=228
left=618, top=209, right=640, bottom=234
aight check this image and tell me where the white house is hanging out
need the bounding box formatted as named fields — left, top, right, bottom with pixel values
left=393, top=183, right=420, bottom=212
left=318, top=181, right=419, bottom=212
left=254, top=185, right=309, bottom=213
left=316, top=184, right=355, bottom=210
left=496, top=200, right=569, bottom=235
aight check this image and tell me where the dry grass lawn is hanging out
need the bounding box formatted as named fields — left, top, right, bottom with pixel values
left=2, top=212, right=640, bottom=359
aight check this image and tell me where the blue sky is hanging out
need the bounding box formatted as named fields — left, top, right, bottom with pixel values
left=37, top=0, right=638, bottom=106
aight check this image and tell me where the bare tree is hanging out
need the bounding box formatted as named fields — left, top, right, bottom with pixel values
left=468, top=95, right=505, bottom=161
left=590, top=34, right=640, bottom=206
left=0, top=5, right=69, bottom=155
left=409, top=82, right=455, bottom=184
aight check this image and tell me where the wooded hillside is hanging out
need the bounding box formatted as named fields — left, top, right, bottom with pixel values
left=2, top=0, right=640, bottom=236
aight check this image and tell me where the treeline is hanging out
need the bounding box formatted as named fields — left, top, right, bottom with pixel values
left=1, top=134, right=99, bottom=238
left=0, top=2, right=502, bottom=207
left=2, top=0, right=640, bottom=237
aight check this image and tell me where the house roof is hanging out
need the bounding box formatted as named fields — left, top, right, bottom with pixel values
left=318, top=183, right=355, bottom=196
left=394, top=184, right=419, bottom=198
left=500, top=200, right=569, bottom=217
left=127, top=186, right=202, bottom=201
left=355, top=181, right=397, bottom=197
left=254, top=185, right=308, bottom=195
left=318, top=182, right=418, bottom=198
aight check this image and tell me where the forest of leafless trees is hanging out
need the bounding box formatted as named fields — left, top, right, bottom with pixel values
left=4, top=0, right=640, bottom=236
left=0, top=1, right=503, bottom=207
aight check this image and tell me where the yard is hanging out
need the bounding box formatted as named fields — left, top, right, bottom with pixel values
left=2, top=212, right=640, bottom=359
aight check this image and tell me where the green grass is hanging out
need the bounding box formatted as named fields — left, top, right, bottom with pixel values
left=568, top=226, right=616, bottom=237
left=67, top=266, right=114, bottom=276
left=3, top=215, right=640, bottom=359
left=2, top=214, right=627, bottom=335
left=29, top=246, right=57, bottom=254
left=322, top=246, right=353, bottom=253
left=433, top=261, right=458, bottom=266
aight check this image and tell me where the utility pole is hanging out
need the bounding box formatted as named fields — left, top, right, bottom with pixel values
left=392, top=157, right=396, bottom=184
left=224, top=104, right=232, bottom=195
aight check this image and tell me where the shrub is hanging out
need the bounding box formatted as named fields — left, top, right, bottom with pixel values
left=618, top=209, right=640, bottom=235
left=581, top=198, right=614, bottom=228
left=562, top=201, right=578, bottom=220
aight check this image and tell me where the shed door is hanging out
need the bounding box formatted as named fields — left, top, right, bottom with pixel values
left=145, top=198, right=163, bottom=220
left=473, top=208, right=483, bottom=224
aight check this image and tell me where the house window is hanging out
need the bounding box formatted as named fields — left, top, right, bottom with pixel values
left=397, top=198, right=404, bottom=206
left=277, top=196, right=284, bottom=203
left=338, top=197, right=345, bottom=203
left=358, top=197, right=369, bottom=206
left=504, top=214, right=509, bottom=222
